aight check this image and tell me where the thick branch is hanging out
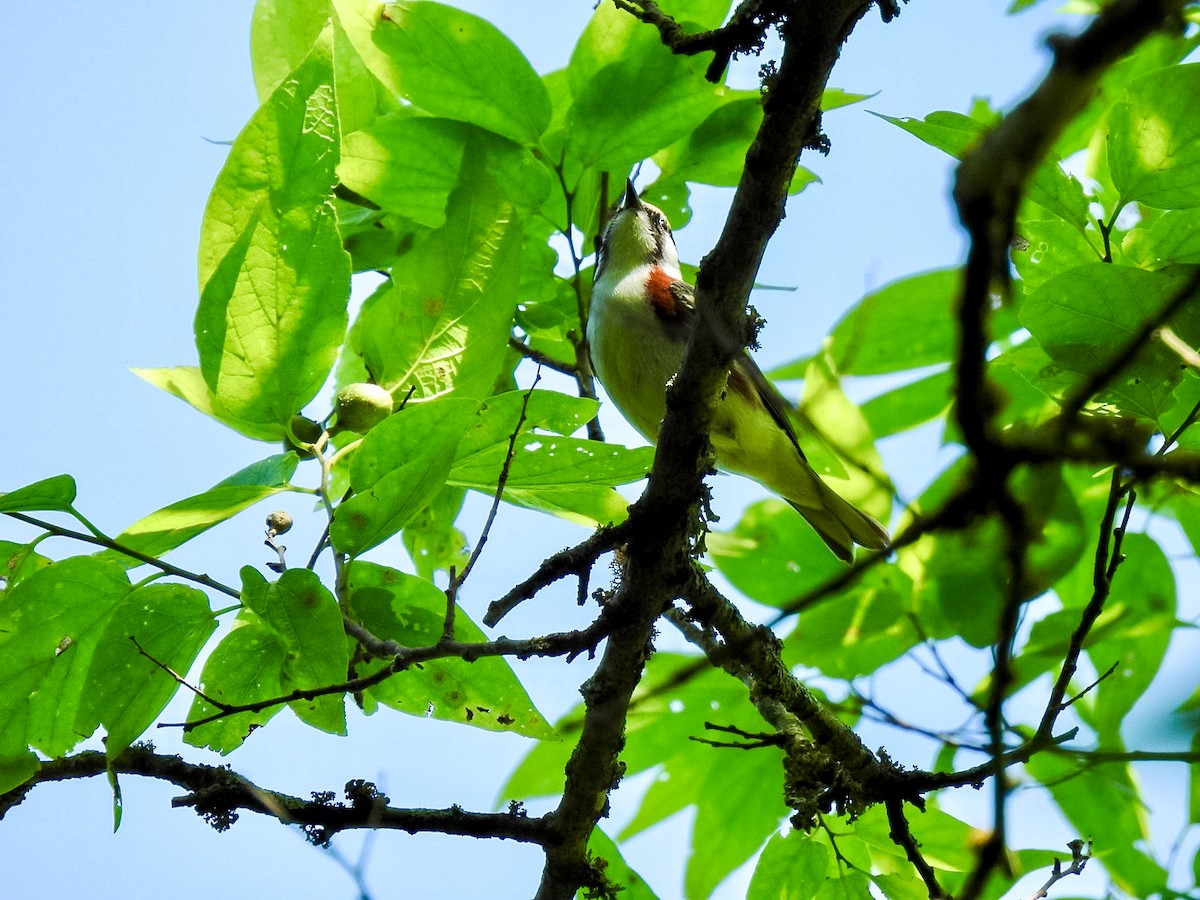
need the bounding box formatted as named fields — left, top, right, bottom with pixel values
left=533, top=4, right=882, bottom=897
left=1, top=747, right=551, bottom=845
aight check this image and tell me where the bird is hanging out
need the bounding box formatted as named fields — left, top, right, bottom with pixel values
left=587, top=179, right=889, bottom=562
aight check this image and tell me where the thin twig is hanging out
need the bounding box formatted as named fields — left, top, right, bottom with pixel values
left=482, top=520, right=633, bottom=627
left=1026, top=840, right=1091, bottom=900
left=452, top=370, right=541, bottom=593
left=168, top=620, right=611, bottom=731
left=508, top=338, right=577, bottom=377
left=885, top=797, right=949, bottom=898
left=129, top=636, right=224, bottom=708
left=3, top=511, right=240, bottom=600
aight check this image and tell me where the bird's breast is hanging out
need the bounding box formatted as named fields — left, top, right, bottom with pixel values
left=588, top=268, right=686, bottom=442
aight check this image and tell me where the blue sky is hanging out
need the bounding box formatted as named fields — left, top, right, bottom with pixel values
left=7, top=3, right=1193, bottom=899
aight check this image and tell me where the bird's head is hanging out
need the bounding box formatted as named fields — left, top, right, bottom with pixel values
left=596, top=179, right=680, bottom=280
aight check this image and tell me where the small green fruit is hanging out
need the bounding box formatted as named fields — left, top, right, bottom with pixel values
left=265, top=510, right=293, bottom=536
left=284, top=415, right=324, bottom=458
left=335, top=383, right=394, bottom=433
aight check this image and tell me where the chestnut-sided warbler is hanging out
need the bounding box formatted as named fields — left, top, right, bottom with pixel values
left=587, top=180, right=889, bottom=562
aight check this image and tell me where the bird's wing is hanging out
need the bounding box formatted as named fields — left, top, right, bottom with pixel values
left=729, top=351, right=808, bottom=462
left=652, top=272, right=808, bottom=462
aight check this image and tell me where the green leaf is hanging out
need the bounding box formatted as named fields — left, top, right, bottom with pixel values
left=747, top=830, right=829, bottom=900
left=878, top=110, right=1089, bottom=226
left=822, top=269, right=963, bottom=376
left=0, top=557, right=132, bottom=758
left=1026, top=754, right=1168, bottom=897
left=655, top=94, right=757, bottom=187
left=449, top=431, right=652, bottom=527
left=348, top=169, right=522, bottom=401
left=1123, top=207, right=1200, bottom=267
left=566, top=0, right=647, bottom=95
left=442, top=389, right=653, bottom=526
left=782, top=566, right=919, bottom=680
left=185, top=614, right=289, bottom=754
left=813, top=871, right=873, bottom=899
left=101, top=454, right=299, bottom=565
left=1108, top=63, right=1200, bottom=209
left=132, top=366, right=223, bottom=427
left=665, top=0, right=734, bottom=29
left=1020, top=262, right=1200, bottom=423
left=240, top=567, right=348, bottom=734
left=586, top=828, right=659, bottom=900
left=565, top=22, right=721, bottom=172
left=1013, top=219, right=1103, bottom=294
left=686, top=748, right=789, bottom=900
left=338, top=115, right=550, bottom=229
left=402, top=484, right=469, bottom=581
left=1190, top=731, right=1200, bottom=824
left=345, top=561, right=553, bottom=738
left=339, top=112, right=462, bottom=228
left=76, top=583, right=216, bottom=753
left=0, top=541, right=52, bottom=592
left=1025, top=160, right=1092, bottom=229
left=0, top=754, right=39, bottom=795
left=986, top=342, right=1084, bottom=426
left=250, top=11, right=382, bottom=135
left=798, top=352, right=890, bottom=508
left=194, top=26, right=350, bottom=439
left=331, top=398, right=478, bottom=556
left=1079, top=533, right=1175, bottom=743
left=821, top=87, right=875, bottom=112
left=249, top=0, right=330, bottom=100
left=873, top=109, right=983, bottom=157
left=859, top=368, right=952, bottom=438
left=503, top=653, right=751, bottom=803
left=335, top=0, right=550, bottom=145
left=707, top=499, right=849, bottom=606
left=0, top=474, right=77, bottom=514
left=641, top=175, right=694, bottom=229
left=907, top=462, right=1085, bottom=645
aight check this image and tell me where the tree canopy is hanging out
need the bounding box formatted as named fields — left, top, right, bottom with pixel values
left=3, top=1, right=1200, bottom=898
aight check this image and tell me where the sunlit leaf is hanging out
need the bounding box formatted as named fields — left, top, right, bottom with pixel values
left=240, top=567, right=348, bottom=734
left=101, top=454, right=299, bottom=565
left=1026, top=754, right=1168, bottom=897
left=185, top=614, right=289, bottom=754
left=194, top=26, right=350, bottom=439
left=0, top=475, right=77, bottom=515
left=0, top=557, right=131, bottom=758
left=748, top=830, right=829, bottom=900
left=348, top=171, right=522, bottom=401
left=77, top=584, right=216, bottom=754
left=331, top=398, right=477, bottom=556
left=1108, top=63, right=1200, bottom=209
left=1021, top=262, right=1200, bottom=423
left=334, top=0, right=550, bottom=145
left=345, top=561, right=553, bottom=738
left=818, top=269, right=963, bottom=377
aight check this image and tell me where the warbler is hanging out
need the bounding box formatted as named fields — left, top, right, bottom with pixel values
left=587, top=180, right=889, bottom=562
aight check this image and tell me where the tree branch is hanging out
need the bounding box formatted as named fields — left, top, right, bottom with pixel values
left=1, top=747, right=551, bottom=845
left=532, top=4, right=886, bottom=896
left=3, top=511, right=241, bottom=600
left=950, top=2, right=1188, bottom=894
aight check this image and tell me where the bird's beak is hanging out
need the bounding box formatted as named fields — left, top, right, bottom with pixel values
left=621, top=178, right=643, bottom=211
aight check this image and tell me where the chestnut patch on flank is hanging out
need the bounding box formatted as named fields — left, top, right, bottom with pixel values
left=645, top=267, right=680, bottom=318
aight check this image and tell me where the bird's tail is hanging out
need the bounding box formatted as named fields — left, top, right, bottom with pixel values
left=789, top=478, right=890, bottom=564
